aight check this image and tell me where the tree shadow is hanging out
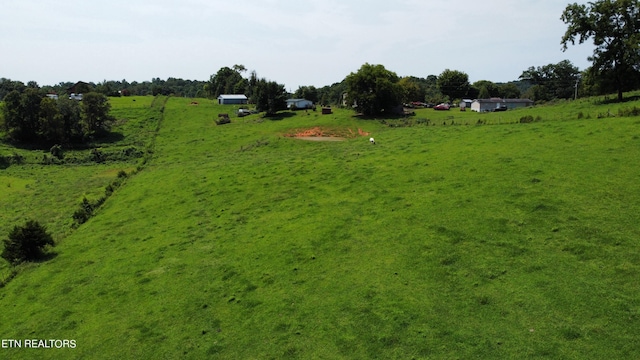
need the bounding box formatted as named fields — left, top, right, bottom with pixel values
left=92, top=131, right=125, bottom=145
left=33, top=251, right=59, bottom=263
left=2, top=131, right=126, bottom=151
left=353, top=111, right=417, bottom=121
left=264, top=111, right=296, bottom=121
left=596, top=95, right=640, bottom=105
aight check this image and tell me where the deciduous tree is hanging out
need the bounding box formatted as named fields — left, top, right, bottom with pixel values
left=345, top=63, right=402, bottom=116
left=81, top=92, right=114, bottom=137
left=253, top=79, right=287, bottom=116
left=39, top=97, right=65, bottom=143
left=293, top=86, right=319, bottom=103
left=519, top=60, right=580, bottom=101
left=437, top=69, right=470, bottom=101
left=205, top=66, right=248, bottom=98
left=561, top=0, right=640, bottom=101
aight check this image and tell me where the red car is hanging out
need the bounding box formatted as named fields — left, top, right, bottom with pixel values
left=433, top=103, right=450, bottom=110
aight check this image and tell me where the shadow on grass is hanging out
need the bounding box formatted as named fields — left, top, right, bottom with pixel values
left=0, top=252, right=58, bottom=288
left=263, top=111, right=296, bottom=121
left=34, top=251, right=59, bottom=263
left=2, top=131, right=125, bottom=151
left=353, top=111, right=417, bottom=121
left=595, top=95, right=640, bottom=105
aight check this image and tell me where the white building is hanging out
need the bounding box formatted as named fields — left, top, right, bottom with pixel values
left=217, top=94, right=248, bottom=105
left=286, top=99, right=313, bottom=110
left=471, top=98, right=533, bottom=112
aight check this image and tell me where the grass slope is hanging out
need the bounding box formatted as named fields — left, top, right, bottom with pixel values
left=1, top=96, right=640, bottom=358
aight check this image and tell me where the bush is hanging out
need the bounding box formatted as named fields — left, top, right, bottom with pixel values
left=50, top=144, right=64, bottom=160
left=91, top=148, right=105, bottom=163
left=1, top=220, right=54, bottom=265
left=215, top=116, right=231, bottom=125
left=0, top=152, right=25, bottom=167
left=72, top=196, right=107, bottom=226
left=519, top=115, right=541, bottom=123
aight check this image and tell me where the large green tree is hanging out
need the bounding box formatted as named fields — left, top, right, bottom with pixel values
left=437, top=69, right=470, bottom=101
left=39, top=97, right=66, bottom=143
left=398, top=77, right=426, bottom=103
left=57, top=97, right=83, bottom=142
left=472, top=80, right=501, bottom=99
left=204, top=66, right=248, bottom=98
left=253, top=79, right=287, bottom=116
left=499, top=83, right=522, bottom=99
left=422, top=75, right=446, bottom=104
left=317, top=81, right=347, bottom=106
left=81, top=92, right=114, bottom=138
left=0, top=78, right=26, bottom=100
left=561, top=0, right=640, bottom=101
left=2, top=88, right=42, bottom=142
left=519, top=60, right=581, bottom=101
left=293, top=86, right=319, bottom=103
left=345, top=63, right=402, bottom=116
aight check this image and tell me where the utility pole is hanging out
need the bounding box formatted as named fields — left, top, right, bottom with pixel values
left=574, top=77, right=580, bottom=100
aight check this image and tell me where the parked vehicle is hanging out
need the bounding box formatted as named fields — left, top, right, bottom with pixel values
left=433, top=103, right=450, bottom=110
left=237, top=108, right=251, bottom=117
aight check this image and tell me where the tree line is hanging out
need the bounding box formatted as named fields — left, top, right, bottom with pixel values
left=1, top=89, right=113, bottom=145
left=0, top=77, right=207, bottom=102
left=2, top=0, right=638, bottom=119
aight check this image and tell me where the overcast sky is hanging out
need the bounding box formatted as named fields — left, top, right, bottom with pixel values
left=1, top=0, right=594, bottom=90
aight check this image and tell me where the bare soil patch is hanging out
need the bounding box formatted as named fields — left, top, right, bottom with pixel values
left=284, top=127, right=370, bottom=141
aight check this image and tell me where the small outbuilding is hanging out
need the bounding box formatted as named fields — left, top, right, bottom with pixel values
left=459, top=99, right=473, bottom=109
left=471, top=98, right=534, bottom=112
left=217, top=94, right=248, bottom=105
left=286, top=99, right=313, bottom=110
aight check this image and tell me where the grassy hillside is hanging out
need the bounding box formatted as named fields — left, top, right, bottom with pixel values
left=1, top=95, right=640, bottom=358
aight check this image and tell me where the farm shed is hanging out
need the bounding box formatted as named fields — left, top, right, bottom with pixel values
left=471, top=98, right=534, bottom=112
left=286, top=99, right=313, bottom=109
left=460, top=99, right=473, bottom=109
left=217, top=94, right=248, bottom=105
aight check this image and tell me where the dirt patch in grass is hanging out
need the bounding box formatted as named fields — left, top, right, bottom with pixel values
left=297, top=136, right=347, bottom=141
left=284, top=127, right=370, bottom=141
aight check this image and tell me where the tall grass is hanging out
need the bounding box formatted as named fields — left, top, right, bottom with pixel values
left=0, top=95, right=639, bottom=358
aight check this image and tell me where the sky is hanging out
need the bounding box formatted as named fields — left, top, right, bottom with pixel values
left=1, top=0, right=594, bottom=90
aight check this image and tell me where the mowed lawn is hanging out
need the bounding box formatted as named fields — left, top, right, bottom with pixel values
left=1, top=97, right=640, bottom=359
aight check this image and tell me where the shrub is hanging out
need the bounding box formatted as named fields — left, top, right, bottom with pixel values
left=519, top=115, right=534, bottom=123
left=215, top=116, right=231, bottom=125
left=41, top=154, right=63, bottom=165
left=50, top=144, right=64, bottom=160
left=0, top=152, right=25, bottom=167
left=121, top=146, right=143, bottom=160
left=618, top=106, right=640, bottom=117
left=72, top=197, right=95, bottom=225
left=91, top=148, right=105, bottom=163
left=72, top=196, right=107, bottom=226
left=1, top=220, right=54, bottom=266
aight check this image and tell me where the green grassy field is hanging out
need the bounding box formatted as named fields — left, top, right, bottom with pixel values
left=1, top=95, right=640, bottom=359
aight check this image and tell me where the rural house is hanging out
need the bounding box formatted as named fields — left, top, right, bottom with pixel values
left=471, top=98, right=534, bottom=112
left=67, top=81, right=91, bottom=95
left=286, top=99, right=313, bottom=110
left=217, top=94, right=248, bottom=105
